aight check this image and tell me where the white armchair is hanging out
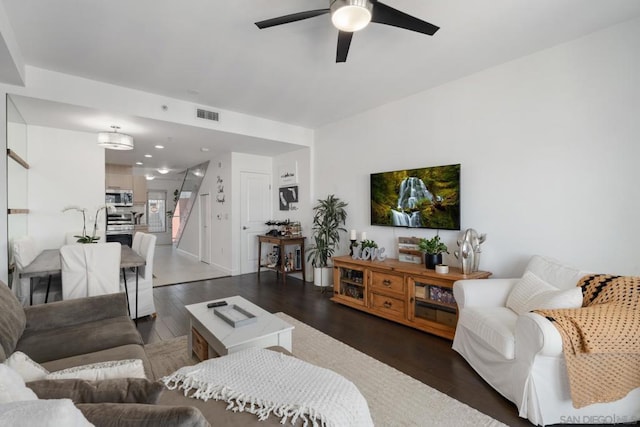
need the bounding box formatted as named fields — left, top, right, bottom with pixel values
left=120, top=233, right=156, bottom=319
left=452, top=255, right=640, bottom=426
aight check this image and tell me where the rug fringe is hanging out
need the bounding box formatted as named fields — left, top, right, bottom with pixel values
left=161, top=372, right=330, bottom=426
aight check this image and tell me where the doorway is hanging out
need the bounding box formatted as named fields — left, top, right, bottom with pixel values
left=199, top=193, right=211, bottom=264
left=240, top=172, right=271, bottom=274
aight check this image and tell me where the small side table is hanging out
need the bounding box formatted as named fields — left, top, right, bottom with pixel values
left=257, top=235, right=306, bottom=284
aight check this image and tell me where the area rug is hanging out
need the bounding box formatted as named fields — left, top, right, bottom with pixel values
left=145, top=313, right=506, bottom=427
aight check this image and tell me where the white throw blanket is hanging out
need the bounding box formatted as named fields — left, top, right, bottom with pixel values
left=162, top=348, right=373, bottom=427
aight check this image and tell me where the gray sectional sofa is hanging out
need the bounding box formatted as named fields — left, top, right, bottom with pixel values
left=0, top=281, right=208, bottom=426
left=0, top=281, right=295, bottom=426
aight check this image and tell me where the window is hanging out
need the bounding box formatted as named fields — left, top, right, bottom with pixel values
left=147, top=190, right=167, bottom=233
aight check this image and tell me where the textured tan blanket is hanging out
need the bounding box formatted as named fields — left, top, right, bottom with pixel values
left=535, top=274, right=640, bottom=408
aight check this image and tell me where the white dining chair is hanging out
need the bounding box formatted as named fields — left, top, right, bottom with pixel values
left=120, top=233, right=157, bottom=319
left=131, top=232, right=143, bottom=254
left=61, top=242, right=121, bottom=300
left=11, top=236, right=62, bottom=306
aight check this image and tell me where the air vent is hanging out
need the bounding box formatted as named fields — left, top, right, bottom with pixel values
left=196, top=108, right=219, bottom=122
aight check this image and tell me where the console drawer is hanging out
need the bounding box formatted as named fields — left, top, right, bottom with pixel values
left=370, top=293, right=405, bottom=319
left=370, top=271, right=404, bottom=294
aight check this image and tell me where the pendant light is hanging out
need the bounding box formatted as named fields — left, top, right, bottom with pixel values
left=98, top=126, right=134, bottom=150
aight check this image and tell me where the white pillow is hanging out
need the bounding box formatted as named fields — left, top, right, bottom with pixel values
left=45, top=359, right=146, bottom=381
left=4, top=352, right=50, bottom=382
left=506, top=271, right=582, bottom=315
left=0, top=399, right=94, bottom=427
left=526, top=287, right=583, bottom=312
left=0, top=364, right=38, bottom=404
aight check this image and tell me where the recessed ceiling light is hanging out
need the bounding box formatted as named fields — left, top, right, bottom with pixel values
left=144, top=154, right=152, bottom=158
left=200, top=147, right=210, bottom=152
left=157, top=168, right=170, bottom=175
left=145, top=175, right=155, bottom=181
left=154, top=145, right=164, bottom=149
left=135, top=161, right=143, bottom=165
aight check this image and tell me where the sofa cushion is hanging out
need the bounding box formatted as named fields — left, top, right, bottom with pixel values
left=0, top=364, right=38, bottom=403
left=77, top=402, right=210, bottom=427
left=525, top=255, right=589, bottom=289
left=0, top=282, right=26, bottom=362
left=17, top=315, right=143, bottom=363
left=41, top=344, right=152, bottom=379
left=27, top=378, right=164, bottom=404
left=457, top=307, right=518, bottom=359
left=506, top=271, right=583, bottom=315
left=0, top=399, right=93, bottom=427
left=4, top=351, right=50, bottom=382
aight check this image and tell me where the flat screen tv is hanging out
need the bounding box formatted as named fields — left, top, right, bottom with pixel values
left=370, top=164, right=460, bottom=230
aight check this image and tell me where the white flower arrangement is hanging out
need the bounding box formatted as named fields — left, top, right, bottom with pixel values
left=62, top=204, right=116, bottom=243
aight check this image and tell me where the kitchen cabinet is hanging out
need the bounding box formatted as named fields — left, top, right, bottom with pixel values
left=105, top=164, right=133, bottom=190
left=133, top=175, right=147, bottom=204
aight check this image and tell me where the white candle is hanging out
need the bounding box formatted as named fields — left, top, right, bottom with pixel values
left=350, top=229, right=357, bottom=240
left=361, top=232, right=367, bottom=241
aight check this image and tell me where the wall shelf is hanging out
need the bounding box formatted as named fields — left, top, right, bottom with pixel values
left=7, top=149, right=30, bottom=169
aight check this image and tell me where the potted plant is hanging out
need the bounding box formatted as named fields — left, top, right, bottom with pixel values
left=418, top=234, right=449, bottom=269
left=307, top=194, right=348, bottom=287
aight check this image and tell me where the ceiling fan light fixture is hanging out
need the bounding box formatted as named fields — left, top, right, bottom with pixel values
left=331, top=0, right=372, bottom=32
left=97, top=126, right=134, bottom=150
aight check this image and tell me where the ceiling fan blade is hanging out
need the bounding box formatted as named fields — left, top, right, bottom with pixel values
left=371, top=2, right=439, bottom=35
left=336, top=31, right=353, bottom=63
left=255, top=9, right=330, bottom=29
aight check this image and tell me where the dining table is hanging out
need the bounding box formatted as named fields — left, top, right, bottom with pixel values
left=19, top=245, right=146, bottom=321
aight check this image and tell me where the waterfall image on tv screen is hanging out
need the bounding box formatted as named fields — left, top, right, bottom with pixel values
left=370, top=164, right=460, bottom=230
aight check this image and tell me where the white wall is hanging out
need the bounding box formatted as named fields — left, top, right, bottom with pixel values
left=273, top=147, right=312, bottom=280
left=315, top=18, right=640, bottom=277
left=7, top=118, right=28, bottom=249
left=0, top=96, right=7, bottom=282
left=207, top=154, right=232, bottom=272
left=27, top=126, right=105, bottom=249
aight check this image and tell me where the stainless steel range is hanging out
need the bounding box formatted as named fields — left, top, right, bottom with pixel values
left=106, top=213, right=134, bottom=246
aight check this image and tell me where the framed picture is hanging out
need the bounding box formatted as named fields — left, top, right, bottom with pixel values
left=278, top=162, right=298, bottom=186
left=279, top=185, right=299, bottom=211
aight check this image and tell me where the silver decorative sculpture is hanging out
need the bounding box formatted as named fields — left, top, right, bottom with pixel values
left=454, top=228, right=487, bottom=274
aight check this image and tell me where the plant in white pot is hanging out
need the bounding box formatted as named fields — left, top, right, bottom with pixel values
left=307, top=194, right=348, bottom=287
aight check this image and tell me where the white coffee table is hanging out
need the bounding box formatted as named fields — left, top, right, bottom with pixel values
left=185, top=295, right=294, bottom=359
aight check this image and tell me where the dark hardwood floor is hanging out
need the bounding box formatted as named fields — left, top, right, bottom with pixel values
left=138, top=272, right=531, bottom=427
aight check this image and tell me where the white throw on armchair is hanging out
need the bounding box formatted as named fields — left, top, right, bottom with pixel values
left=120, top=232, right=157, bottom=319
left=452, top=255, right=640, bottom=426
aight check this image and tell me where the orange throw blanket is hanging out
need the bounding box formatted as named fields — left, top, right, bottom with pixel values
left=535, top=274, right=640, bottom=408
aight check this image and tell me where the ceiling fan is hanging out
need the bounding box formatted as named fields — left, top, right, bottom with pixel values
left=255, top=0, right=440, bottom=63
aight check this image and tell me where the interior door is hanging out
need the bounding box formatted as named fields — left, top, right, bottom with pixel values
left=199, top=193, right=211, bottom=264
left=240, top=172, right=271, bottom=273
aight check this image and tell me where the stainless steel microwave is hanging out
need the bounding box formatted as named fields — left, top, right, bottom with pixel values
left=105, top=189, right=133, bottom=207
